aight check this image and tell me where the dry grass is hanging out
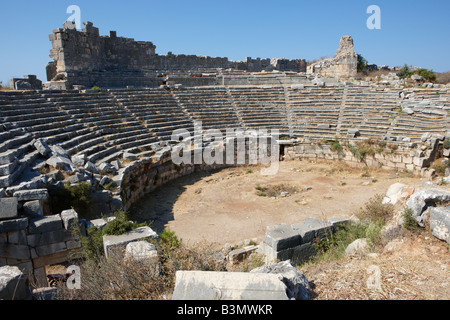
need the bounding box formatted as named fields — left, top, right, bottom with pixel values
left=255, top=183, right=299, bottom=197
left=436, top=71, right=450, bottom=84
left=56, top=239, right=227, bottom=300
left=303, top=230, right=450, bottom=300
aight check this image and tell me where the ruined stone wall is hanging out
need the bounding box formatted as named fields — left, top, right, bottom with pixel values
left=283, top=138, right=444, bottom=177
left=0, top=189, right=82, bottom=287
left=46, top=21, right=306, bottom=89
left=307, top=36, right=358, bottom=79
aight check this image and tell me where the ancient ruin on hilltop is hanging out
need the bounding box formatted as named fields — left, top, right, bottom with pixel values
left=307, top=36, right=358, bottom=78
left=45, top=21, right=307, bottom=90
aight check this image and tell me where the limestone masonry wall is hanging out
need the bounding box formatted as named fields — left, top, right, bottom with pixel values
left=47, top=21, right=306, bottom=89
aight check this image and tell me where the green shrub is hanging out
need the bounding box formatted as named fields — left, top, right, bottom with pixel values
left=402, top=208, right=420, bottom=231
left=313, top=220, right=384, bottom=263
left=357, top=54, right=368, bottom=73
left=331, top=141, right=343, bottom=152
left=443, top=140, right=450, bottom=150
left=102, top=211, right=146, bottom=236
left=416, top=69, right=436, bottom=82
left=74, top=211, right=147, bottom=262
left=48, top=182, right=92, bottom=218
left=348, top=142, right=376, bottom=163
left=159, top=229, right=182, bottom=249
left=397, top=64, right=413, bottom=79
left=356, top=194, right=393, bottom=225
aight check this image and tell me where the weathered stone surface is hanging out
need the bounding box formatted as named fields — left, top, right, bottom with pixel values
left=34, top=139, right=51, bottom=157
left=228, top=245, right=258, bottom=264
left=32, top=287, right=58, bottom=300
left=88, top=216, right=116, bottom=229
left=0, top=218, right=28, bottom=233
left=67, top=173, right=88, bottom=184
left=291, top=217, right=326, bottom=243
left=103, top=227, right=158, bottom=258
left=345, top=238, right=368, bottom=256
left=22, top=200, right=43, bottom=218
left=7, top=230, right=27, bottom=245
left=71, top=155, right=86, bottom=167
left=172, top=271, right=289, bottom=300
left=60, top=209, right=78, bottom=231
left=429, top=206, right=450, bottom=244
left=325, top=217, right=349, bottom=231
left=29, top=215, right=63, bottom=234
left=35, top=242, right=67, bottom=257
left=13, top=189, right=49, bottom=202
left=263, top=224, right=302, bottom=251
left=0, top=266, right=26, bottom=300
left=251, top=260, right=310, bottom=300
left=0, top=198, right=18, bottom=220
left=84, top=161, right=99, bottom=174
left=407, top=189, right=450, bottom=226
left=382, top=183, right=407, bottom=205
left=27, top=229, right=72, bottom=248
left=46, top=155, right=76, bottom=171
left=0, top=243, right=30, bottom=260
left=99, top=175, right=112, bottom=187
left=125, top=241, right=158, bottom=262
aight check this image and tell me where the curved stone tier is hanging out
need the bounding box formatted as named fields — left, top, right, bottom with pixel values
left=0, top=85, right=448, bottom=191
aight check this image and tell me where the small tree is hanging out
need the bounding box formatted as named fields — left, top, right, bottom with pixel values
left=357, top=54, right=368, bottom=72
left=397, top=64, right=412, bottom=79
left=416, top=69, right=436, bottom=82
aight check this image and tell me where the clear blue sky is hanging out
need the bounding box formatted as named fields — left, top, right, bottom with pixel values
left=1, top=0, right=449, bottom=84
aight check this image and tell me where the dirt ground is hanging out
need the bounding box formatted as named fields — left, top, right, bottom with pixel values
left=302, top=231, right=450, bottom=300
left=129, top=159, right=449, bottom=300
left=131, top=159, right=422, bottom=247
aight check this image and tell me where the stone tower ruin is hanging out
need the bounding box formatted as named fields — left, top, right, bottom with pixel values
left=307, top=35, right=358, bottom=79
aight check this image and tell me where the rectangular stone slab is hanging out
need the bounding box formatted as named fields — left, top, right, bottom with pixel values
left=172, top=271, right=289, bottom=300
left=0, top=198, right=18, bottom=220
left=103, top=227, right=158, bottom=258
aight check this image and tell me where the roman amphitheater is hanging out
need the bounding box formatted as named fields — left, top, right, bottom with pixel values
left=0, top=21, right=449, bottom=300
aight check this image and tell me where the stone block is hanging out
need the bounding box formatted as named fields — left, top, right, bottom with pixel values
left=291, top=243, right=317, bottom=264
left=35, top=242, right=67, bottom=257
left=0, top=198, right=18, bottom=220
left=84, top=161, right=100, bottom=174
left=0, top=243, right=30, bottom=260
left=325, top=217, right=349, bottom=232
left=7, top=230, right=27, bottom=245
left=250, top=260, right=310, bottom=300
left=47, top=156, right=76, bottom=171
left=125, top=241, right=158, bottom=262
left=0, top=266, right=26, bottom=300
left=60, top=209, right=78, bottom=230
left=22, top=200, right=43, bottom=218
left=103, top=227, right=158, bottom=258
left=228, top=245, right=258, bottom=264
left=27, top=229, right=72, bottom=248
left=430, top=206, right=450, bottom=244
left=29, top=215, right=63, bottom=234
left=71, top=155, right=86, bottom=167
left=13, top=189, right=49, bottom=202
left=0, top=218, right=28, bottom=233
left=32, top=287, right=58, bottom=300
left=407, top=189, right=450, bottom=226
left=263, top=224, right=302, bottom=251
left=34, top=139, right=51, bottom=157
left=172, top=271, right=288, bottom=300
left=291, top=217, right=326, bottom=243
left=0, top=233, right=6, bottom=244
